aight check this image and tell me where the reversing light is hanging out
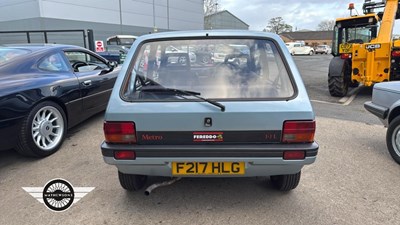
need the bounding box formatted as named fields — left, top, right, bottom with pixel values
left=114, top=150, right=136, bottom=160
left=282, top=120, right=316, bottom=143
left=283, top=151, right=305, bottom=160
left=104, top=121, right=137, bottom=144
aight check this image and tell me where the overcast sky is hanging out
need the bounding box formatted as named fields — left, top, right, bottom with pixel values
left=218, top=0, right=400, bottom=33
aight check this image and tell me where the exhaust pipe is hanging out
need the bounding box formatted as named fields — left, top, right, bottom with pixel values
left=144, top=177, right=182, bottom=195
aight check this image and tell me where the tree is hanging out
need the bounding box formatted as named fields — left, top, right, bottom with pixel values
left=204, top=0, right=220, bottom=16
left=317, top=20, right=335, bottom=31
left=204, top=0, right=221, bottom=29
left=265, top=17, right=293, bottom=34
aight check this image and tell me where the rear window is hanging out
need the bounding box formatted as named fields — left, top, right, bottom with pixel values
left=0, top=48, right=30, bottom=65
left=122, top=38, right=295, bottom=101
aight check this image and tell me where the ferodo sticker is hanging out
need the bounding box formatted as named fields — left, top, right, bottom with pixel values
left=193, top=132, right=224, bottom=142
left=365, top=44, right=381, bottom=50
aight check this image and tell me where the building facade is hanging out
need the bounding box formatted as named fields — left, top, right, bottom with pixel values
left=0, top=0, right=204, bottom=46
left=204, top=10, right=249, bottom=30
left=280, top=31, right=334, bottom=48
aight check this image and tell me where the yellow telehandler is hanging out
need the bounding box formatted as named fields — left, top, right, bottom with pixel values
left=328, top=0, right=400, bottom=97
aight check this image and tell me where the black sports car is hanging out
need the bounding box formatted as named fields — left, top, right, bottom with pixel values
left=0, top=44, right=119, bottom=157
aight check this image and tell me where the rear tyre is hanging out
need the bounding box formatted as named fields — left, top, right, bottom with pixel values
left=328, top=75, right=348, bottom=97
left=270, top=171, right=301, bottom=191
left=328, top=60, right=350, bottom=97
left=118, top=171, right=148, bottom=191
left=309, top=51, right=314, bottom=56
left=15, top=101, right=66, bottom=157
left=386, top=116, right=400, bottom=164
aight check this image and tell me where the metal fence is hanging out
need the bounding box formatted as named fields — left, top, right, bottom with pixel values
left=0, top=29, right=95, bottom=51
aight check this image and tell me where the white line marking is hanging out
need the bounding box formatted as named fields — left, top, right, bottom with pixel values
left=343, top=93, right=358, bottom=106
left=338, top=86, right=363, bottom=104
left=310, top=100, right=343, bottom=105
left=338, top=96, right=349, bottom=103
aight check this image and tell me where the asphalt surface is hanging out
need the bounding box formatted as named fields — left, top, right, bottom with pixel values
left=0, top=55, right=399, bottom=225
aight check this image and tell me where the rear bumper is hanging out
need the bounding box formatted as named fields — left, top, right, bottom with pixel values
left=101, top=142, right=319, bottom=177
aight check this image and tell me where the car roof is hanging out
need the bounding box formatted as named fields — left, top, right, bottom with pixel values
left=107, top=35, right=137, bottom=40
left=136, top=30, right=282, bottom=42
left=1, top=43, right=86, bottom=52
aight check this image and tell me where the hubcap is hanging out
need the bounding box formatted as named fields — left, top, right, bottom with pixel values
left=32, top=106, right=64, bottom=151
left=393, top=126, right=400, bottom=156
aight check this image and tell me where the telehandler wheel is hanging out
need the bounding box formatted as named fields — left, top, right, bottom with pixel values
left=328, top=75, right=348, bottom=97
left=328, top=61, right=350, bottom=97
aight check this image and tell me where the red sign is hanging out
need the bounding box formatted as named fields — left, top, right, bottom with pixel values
left=95, top=40, right=104, bottom=52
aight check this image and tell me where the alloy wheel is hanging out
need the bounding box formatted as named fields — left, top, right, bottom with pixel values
left=31, top=106, right=64, bottom=151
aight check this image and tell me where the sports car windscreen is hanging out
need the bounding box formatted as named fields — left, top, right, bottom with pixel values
left=122, top=38, right=294, bottom=101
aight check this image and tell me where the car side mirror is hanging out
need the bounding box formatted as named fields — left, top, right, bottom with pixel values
left=108, top=61, right=118, bottom=68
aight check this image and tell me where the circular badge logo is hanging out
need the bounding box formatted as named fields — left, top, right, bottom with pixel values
left=42, top=179, right=75, bottom=212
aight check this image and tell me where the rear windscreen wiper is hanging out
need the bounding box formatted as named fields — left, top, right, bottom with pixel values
left=141, top=87, right=225, bottom=112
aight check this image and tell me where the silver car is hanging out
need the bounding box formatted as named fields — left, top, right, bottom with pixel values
left=365, top=81, right=400, bottom=164
left=101, top=30, right=319, bottom=193
left=315, top=45, right=331, bottom=54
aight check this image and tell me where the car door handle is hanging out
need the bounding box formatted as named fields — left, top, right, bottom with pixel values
left=82, top=80, right=92, bottom=86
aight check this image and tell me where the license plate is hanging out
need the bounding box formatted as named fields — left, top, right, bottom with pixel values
left=172, top=162, right=245, bottom=175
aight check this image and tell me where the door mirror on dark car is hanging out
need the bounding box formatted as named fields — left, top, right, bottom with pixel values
left=108, top=61, right=118, bottom=68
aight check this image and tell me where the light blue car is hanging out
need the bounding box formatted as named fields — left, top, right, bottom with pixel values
left=365, top=81, right=400, bottom=164
left=101, top=30, right=319, bottom=192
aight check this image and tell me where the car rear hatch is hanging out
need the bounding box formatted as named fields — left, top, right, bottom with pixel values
left=104, top=35, right=316, bottom=146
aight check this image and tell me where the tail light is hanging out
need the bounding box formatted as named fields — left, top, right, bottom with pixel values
left=340, top=53, right=351, bottom=59
left=104, top=121, right=137, bottom=144
left=282, top=120, right=315, bottom=143
left=392, top=50, right=400, bottom=57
